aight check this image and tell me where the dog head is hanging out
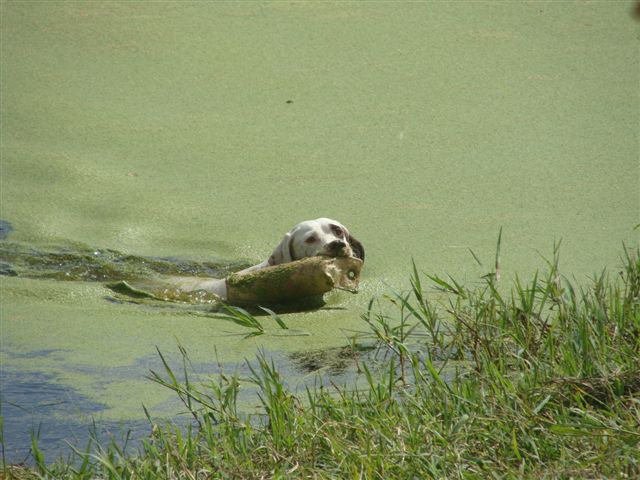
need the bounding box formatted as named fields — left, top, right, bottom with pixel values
left=268, top=218, right=365, bottom=266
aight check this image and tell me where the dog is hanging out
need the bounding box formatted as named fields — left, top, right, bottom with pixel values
left=175, top=218, right=364, bottom=300
left=238, top=217, right=364, bottom=274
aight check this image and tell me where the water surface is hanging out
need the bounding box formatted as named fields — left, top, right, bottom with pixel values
left=1, top=1, right=638, bottom=463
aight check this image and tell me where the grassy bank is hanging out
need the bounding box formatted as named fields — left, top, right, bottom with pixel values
left=3, top=244, right=639, bottom=479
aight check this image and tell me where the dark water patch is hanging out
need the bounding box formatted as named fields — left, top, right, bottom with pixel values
left=0, top=219, right=13, bottom=239
left=0, top=352, right=229, bottom=465
left=4, top=348, right=66, bottom=360
left=1, top=368, right=108, bottom=464
left=220, top=295, right=329, bottom=314
left=0, top=261, right=18, bottom=276
left=1, top=345, right=267, bottom=465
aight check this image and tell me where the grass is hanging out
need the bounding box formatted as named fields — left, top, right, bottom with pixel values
left=213, top=304, right=289, bottom=338
left=2, top=242, right=639, bottom=479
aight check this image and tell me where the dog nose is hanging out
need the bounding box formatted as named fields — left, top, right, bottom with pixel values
left=327, top=240, right=346, bottom=252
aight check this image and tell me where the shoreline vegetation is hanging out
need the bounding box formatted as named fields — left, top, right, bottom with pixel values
left=2, top=242, right=639, bottom=479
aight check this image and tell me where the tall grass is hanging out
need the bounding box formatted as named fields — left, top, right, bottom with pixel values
left=3, top=244, right=639, bottom=479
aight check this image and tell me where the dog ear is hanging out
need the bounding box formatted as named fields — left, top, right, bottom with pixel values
left=347, top=234, right=365, bottom=261
left=268, top=232, right=294, bottom=266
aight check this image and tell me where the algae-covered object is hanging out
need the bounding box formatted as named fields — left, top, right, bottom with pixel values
left=226, top=256, right=363, bottom=304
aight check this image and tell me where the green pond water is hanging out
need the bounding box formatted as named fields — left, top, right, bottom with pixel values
left=1, top=1, right=638, bottom=461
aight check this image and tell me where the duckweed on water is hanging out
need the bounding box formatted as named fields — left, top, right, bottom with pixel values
left=3, top=244, right=639, bottom=479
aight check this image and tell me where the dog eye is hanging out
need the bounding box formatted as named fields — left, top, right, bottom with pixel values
left=305, top=236, right=317, bottom=244
left=330, top=225, right=344, bottom=237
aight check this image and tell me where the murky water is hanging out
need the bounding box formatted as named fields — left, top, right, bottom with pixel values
left=1, top=1, right=638, bottom=463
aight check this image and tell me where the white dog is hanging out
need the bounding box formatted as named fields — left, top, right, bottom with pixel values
left=175, top=218, right=364, bottom=300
